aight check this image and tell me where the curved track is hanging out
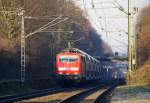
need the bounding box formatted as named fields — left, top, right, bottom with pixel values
left=0, top=81, right=120, bottom=103
left=93, top=82, right=119, bottom=103
left=58, top=85, right=104, bottom=103
left=58, top=81, right=120, bottom=103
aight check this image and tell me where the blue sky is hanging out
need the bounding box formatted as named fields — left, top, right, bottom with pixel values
left=74, top=0, right=149, bottom=55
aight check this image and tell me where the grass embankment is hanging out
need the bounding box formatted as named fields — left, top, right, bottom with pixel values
left=126, top=60, right=150, bottom=85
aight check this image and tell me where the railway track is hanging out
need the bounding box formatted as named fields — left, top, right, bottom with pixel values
left=20, top=87, right=87, bottom=103
left=16, top=85, right=104, bottom=103
left=93, top=82, right=119, bottom=103
left=16, top=84, right=106, bottom=103
left=58, top=85, right=105, bottom=103
left=0, top=87, right=74, bottom=103
left=58, top=82, right=120, bottom=103
left=0, top=81, right=120, bottom=103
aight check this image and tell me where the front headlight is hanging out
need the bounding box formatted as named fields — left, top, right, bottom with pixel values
left=70, top=67, right=79, bottom=71
left=58, top=67, right=67, bottom=71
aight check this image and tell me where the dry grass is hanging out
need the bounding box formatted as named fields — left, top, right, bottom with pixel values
left=126, top=60, right=150, bottom=85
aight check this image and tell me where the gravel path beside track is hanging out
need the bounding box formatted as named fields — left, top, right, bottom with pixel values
left=112, top=85, right=150, bottom=103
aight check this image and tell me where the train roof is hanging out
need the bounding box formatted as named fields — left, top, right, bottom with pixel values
left=61, top=48, right=99, bottom=62
left=95, top=57, right=112, bottom=62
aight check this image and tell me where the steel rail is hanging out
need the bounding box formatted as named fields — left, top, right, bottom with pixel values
left=0, top=87, right=74, bottom=103
left=93, top=81, right=121, bottom=103
left=58, top=85, right=103, bottom=103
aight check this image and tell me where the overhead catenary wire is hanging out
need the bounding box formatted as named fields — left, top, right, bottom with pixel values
left=80, top=0, right=128, bottom=48
left=98, top=0, right=109, bottom=44
left=94, top=0, right=128, bottom=44
left=110, top=36, right=128, bottom=46
left=82, top=0, right=103, bottom=32
left=25, top=16, right=69, bottom=38
left=78, top=0, right=128, bottom=54
left=112, top=0, right=128, bottom=15
left=91, top=0, right=104, bottom=31
left=111, top=43, right=127, bottom=52
left=113, top=46, right=127, bottom=53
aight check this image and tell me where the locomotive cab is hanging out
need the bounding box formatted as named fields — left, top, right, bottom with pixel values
left=55, top=48, right=101, bottom=84
left=56, top=52, right=81, bottom=80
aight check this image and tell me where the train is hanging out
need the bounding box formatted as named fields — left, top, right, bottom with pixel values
left=56, top=48, right=127, bottom=84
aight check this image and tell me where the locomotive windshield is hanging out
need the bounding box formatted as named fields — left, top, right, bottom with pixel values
left=69, top=58, right=78, bottom=62
left=59, top=58, right=68, bottom=62
left=59, top=55, right=78, bottom=62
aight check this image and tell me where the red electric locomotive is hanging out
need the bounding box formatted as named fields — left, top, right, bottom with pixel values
left=56, top=52, right=80, bottom=76
left=56, top=48, right=101, bottom=83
